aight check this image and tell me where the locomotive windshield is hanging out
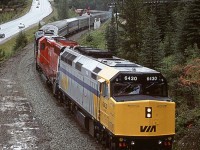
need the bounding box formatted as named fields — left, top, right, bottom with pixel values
left=111, top=73, right=168, bottom=97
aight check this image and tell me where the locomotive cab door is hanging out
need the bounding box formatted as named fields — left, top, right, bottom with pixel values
left=97, top=78, right=109, bottom=128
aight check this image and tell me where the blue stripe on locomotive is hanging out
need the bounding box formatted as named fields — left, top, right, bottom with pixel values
left=59, top=67, right=100, bottom=97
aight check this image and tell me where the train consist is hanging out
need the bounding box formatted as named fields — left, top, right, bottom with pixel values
left=34, top=11, right=175, bottom=150
left=36, top=10, right=111, bottom=38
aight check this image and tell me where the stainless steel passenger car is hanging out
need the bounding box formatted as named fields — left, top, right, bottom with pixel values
left=36, top=11, right=111, bottom=38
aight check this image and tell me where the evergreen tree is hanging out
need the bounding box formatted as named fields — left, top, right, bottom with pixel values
left=160, top=23, right=176, bottom=57
left=69, top=0, right=84, bottom=9
left=57, top=0, right=69, bottom=20
left=69, top=0, right=109, bottom=10
left=175, top=1, right=200, bottom=64
left=173, top=3, right=188, bottom=64
left=184, top=1, right=200, bottom=49
left=118, top=0, right=144, bottom=62
left=184, top=44, right=200, bottom=60
left=105, top=14, right=117, bottom=53
left=150, top=2, right=176, bottom=40
left=139, top=15, right=163, bottom=69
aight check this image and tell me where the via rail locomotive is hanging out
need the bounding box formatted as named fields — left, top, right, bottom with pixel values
left=34, top=12, right=175, bottom=150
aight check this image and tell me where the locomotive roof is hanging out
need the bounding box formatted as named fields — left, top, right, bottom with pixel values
left=47, top=20, right=68, bottom=29
left=72, top=46, right=158, bottom=73
left=98, top=58, right=158, bottom=74
left=74, top=46, right=113, bottom=58
left=97, top=59, right=159, bottom=80
left=42, top=36, right=78, bottom=48
left=47, top=18, right=78, bottom=30
left=61, top=46, right=159, bottom=78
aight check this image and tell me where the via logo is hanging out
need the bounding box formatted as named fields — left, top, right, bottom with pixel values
left=140, top=125, right=156, bottom=132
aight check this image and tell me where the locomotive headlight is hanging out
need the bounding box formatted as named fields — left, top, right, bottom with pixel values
left=147, top=108, right=151, bottom=112
left=147, top=113, right=151, bottom=118
left=145, top=107, right=152, bottom=118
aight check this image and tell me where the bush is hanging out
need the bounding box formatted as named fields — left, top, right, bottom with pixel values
left=0, top=49, right=5, bottom=61
left=165, top=58, right=200, bottom=150
left=12, top=31, right=28, bottom=52
left=86, top=34, right=93, bottom=42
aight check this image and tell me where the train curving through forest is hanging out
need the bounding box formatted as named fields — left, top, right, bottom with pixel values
left=34, top=11, right=175, bottom=150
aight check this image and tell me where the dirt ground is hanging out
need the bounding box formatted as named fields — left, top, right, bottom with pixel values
left=0, top=32, right=103, bottom=150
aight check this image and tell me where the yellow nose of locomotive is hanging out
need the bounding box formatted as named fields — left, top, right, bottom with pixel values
left=109, top=99, right=175, bottom=137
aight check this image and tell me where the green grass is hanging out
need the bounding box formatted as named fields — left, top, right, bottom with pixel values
left=0, top=26, right=38, bottom=58
left=77, top=21, right=110, bottom=49
left=0, top=39, right=15, bottom=57
left=0, top=0, right=32, bottom=24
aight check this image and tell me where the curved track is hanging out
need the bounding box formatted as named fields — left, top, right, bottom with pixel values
left=0, top=32, right=103, bottom=149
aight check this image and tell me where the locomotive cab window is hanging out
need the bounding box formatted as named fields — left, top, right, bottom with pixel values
left=144, top=82, right=167, bottom=96
left=111, top=73, right=168, bottom=97
left=113, top=83, right=142, bottom=96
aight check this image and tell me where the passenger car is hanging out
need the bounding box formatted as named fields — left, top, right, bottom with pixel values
left=18, top=23, right=25, bottom=29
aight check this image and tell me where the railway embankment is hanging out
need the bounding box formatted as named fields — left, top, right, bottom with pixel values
left=0, top=31, right=104, bottom=149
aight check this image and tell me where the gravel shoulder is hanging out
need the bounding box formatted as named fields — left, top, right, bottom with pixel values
left=0, top=31, right=103, bottom=150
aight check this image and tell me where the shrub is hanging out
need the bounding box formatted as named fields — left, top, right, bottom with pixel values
left=12, top=31, right=28, bottom=52
left=86, top=34, right=93, bottom=42
left=0, top=49, right=5, bottom=61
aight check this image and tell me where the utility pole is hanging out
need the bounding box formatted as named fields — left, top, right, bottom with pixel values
left=115, top=1, right=118, bottom=31
left=87, top=7, right=91, bottom=32
left=89, top=15, right=91, bottom=31
left=108, top=0, right=118, bottom=30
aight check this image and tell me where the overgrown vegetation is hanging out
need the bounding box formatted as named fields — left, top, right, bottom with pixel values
left=105, top=13, right=118, bottom=53
left=53, top=0, right=78, bottom=20
left=54, top=0, right=69, bottom=20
